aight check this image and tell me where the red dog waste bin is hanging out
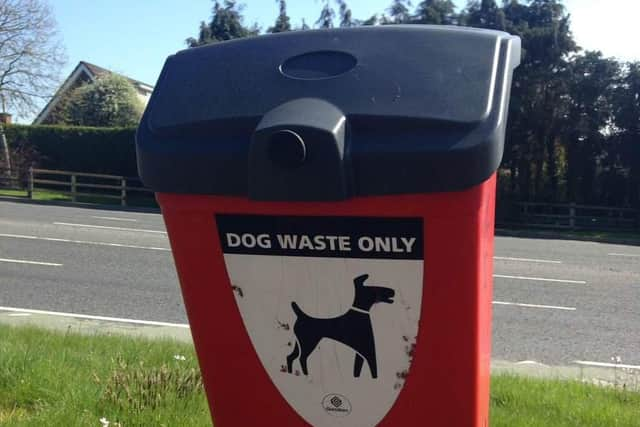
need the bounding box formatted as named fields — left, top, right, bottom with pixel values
left=137, top=25, right=520, bottom=427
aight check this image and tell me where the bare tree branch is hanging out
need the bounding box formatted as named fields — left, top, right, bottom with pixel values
left=0, top=0, right=66, bottom=118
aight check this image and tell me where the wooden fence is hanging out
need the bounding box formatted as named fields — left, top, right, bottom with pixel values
left=1, top=167, right=153, bottom=207
left=0, top=167, right=21, bottom=190
left=508, top=202, right=640, bottom=231
left=2, top=167, right=640, bottom=230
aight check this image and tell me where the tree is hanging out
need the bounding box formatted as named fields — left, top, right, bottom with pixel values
left=614, top=63, right=640, bottom=207
left=498, top=0, right=577, bottom=201
left=299, top=19, right=310, bottom=30
left=337, top=0, right=356, bottom=27
left=0, top=0, right=64, bottom=116
left=0, top=0, right=65, bottom=174
left=413, top=0, right=457, bottom=25
left=268, top=0, right=291, bottom=33
left=462, top=0, right=506, bottom=30
left=565, top=52, right=620, bottom=203
left=63, top=74, right=144, bottom=128
left=361, top=14, right=380, bottom=26
left=186, top=0, right=258, bottom=47
left=173, top=0, right=637, bottom=208
left=316, top=0, right=335, bottom=28
left=385, top=0, right=412, bottom=24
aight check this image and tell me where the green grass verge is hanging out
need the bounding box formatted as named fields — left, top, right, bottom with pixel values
left=0, top=188, right=68, bottom=201
left=0, top=188, right=157, bottom=208
left=0, top=324, right=209, bottom=426
left=1, top=324, right=639, bottom=426
left=491, top=375, right=640, bottom=427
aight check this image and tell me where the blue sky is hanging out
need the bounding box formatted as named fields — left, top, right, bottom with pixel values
left=47, top=0, right=640, bottom=99
left=52, top=0, right=408, bottom=87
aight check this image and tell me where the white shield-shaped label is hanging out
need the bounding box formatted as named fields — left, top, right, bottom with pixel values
left=217, top=215, right=423, bottom=427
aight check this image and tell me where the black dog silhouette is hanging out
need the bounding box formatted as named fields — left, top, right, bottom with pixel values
left=286, top=274, right=394, bottom=378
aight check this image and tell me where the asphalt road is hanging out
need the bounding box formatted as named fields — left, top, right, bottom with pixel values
left=2, top=200, right=639, bottom=366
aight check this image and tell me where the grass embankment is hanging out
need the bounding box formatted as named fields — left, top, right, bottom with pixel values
left=491, top=375, right=640, bottom=426
left=0, top=325, right=209, bottom=426
left=1, top=324, right=639, bottom=426
left=0, top=189, right=157, bottom=208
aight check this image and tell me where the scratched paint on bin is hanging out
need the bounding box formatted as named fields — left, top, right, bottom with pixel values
left=217, top=215, right=424, bottom=427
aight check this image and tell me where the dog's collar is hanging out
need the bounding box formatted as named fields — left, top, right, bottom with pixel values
left=350, top=306, right=369, bottom=315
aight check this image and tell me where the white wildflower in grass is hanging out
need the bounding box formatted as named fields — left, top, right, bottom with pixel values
left=173, top=354, right=186, bottom=361
left=99, top=417, right=110, bottom=427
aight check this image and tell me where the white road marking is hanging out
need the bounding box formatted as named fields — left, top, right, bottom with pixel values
left=493, top=274, right=586, bottom=285
left=0, top=233, right=170, bottom=252
left=0, top=257, right=62, bottom=267
left=574, top=360, right=640, bottom=371
left=493, top=301, right=576, bottom=311
left=0, top=306, right=190, bottom=329
left=91, top=216, right=139, bottom=222
left=494, top=256, right=562, bottom=264
left=608, top=253, right=640, bottom=258
left=53, top=222, right=167, bottom=234
left=8, top=313, right=31, bottom=317
left=515, top=360, right=549, bottom=366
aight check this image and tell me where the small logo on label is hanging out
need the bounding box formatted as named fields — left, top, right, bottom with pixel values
left=322, top=393, right=352, bottom=417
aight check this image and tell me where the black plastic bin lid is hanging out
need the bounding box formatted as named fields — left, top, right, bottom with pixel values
left=136, top=25, right=521, bottom=201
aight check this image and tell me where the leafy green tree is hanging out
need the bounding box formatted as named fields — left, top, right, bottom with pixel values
left=186, top=1, right=258, bottom=47
left=413, top=0, right=457, bottom=25
left=338, top=0, right=357, bottom=27
left=565, top=52, right=620, bottom=203
left=179, top=0, right=638, bottom=209
left=614, top=63, right=640, bottom=207
left=268, top=0, right=291, bottom=33
left=386, top=0, right=412, bottom=24
left=500, top=0, right=577, bottom=201
left=462, top=0, right=506, bottom=30
left=299, top=19, right=310, bottom=30
left=40, top=89, right=74, bottom=125
left=64, top=74, right=144, bottom=127
left=316, top=0, right=336, bottom=28
left=361, top=14, right=380, bottom=26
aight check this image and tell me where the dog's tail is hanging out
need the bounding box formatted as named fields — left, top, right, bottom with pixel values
left=291, top=302, right=308, bottom=319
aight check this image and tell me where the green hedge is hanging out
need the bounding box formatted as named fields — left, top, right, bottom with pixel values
left=5, top=124, right=138, bottom=177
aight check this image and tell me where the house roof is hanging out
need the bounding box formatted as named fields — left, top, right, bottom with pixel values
left=80, top=61, right=154, bottom=94
left=33, top=61, right=154, bottom=125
